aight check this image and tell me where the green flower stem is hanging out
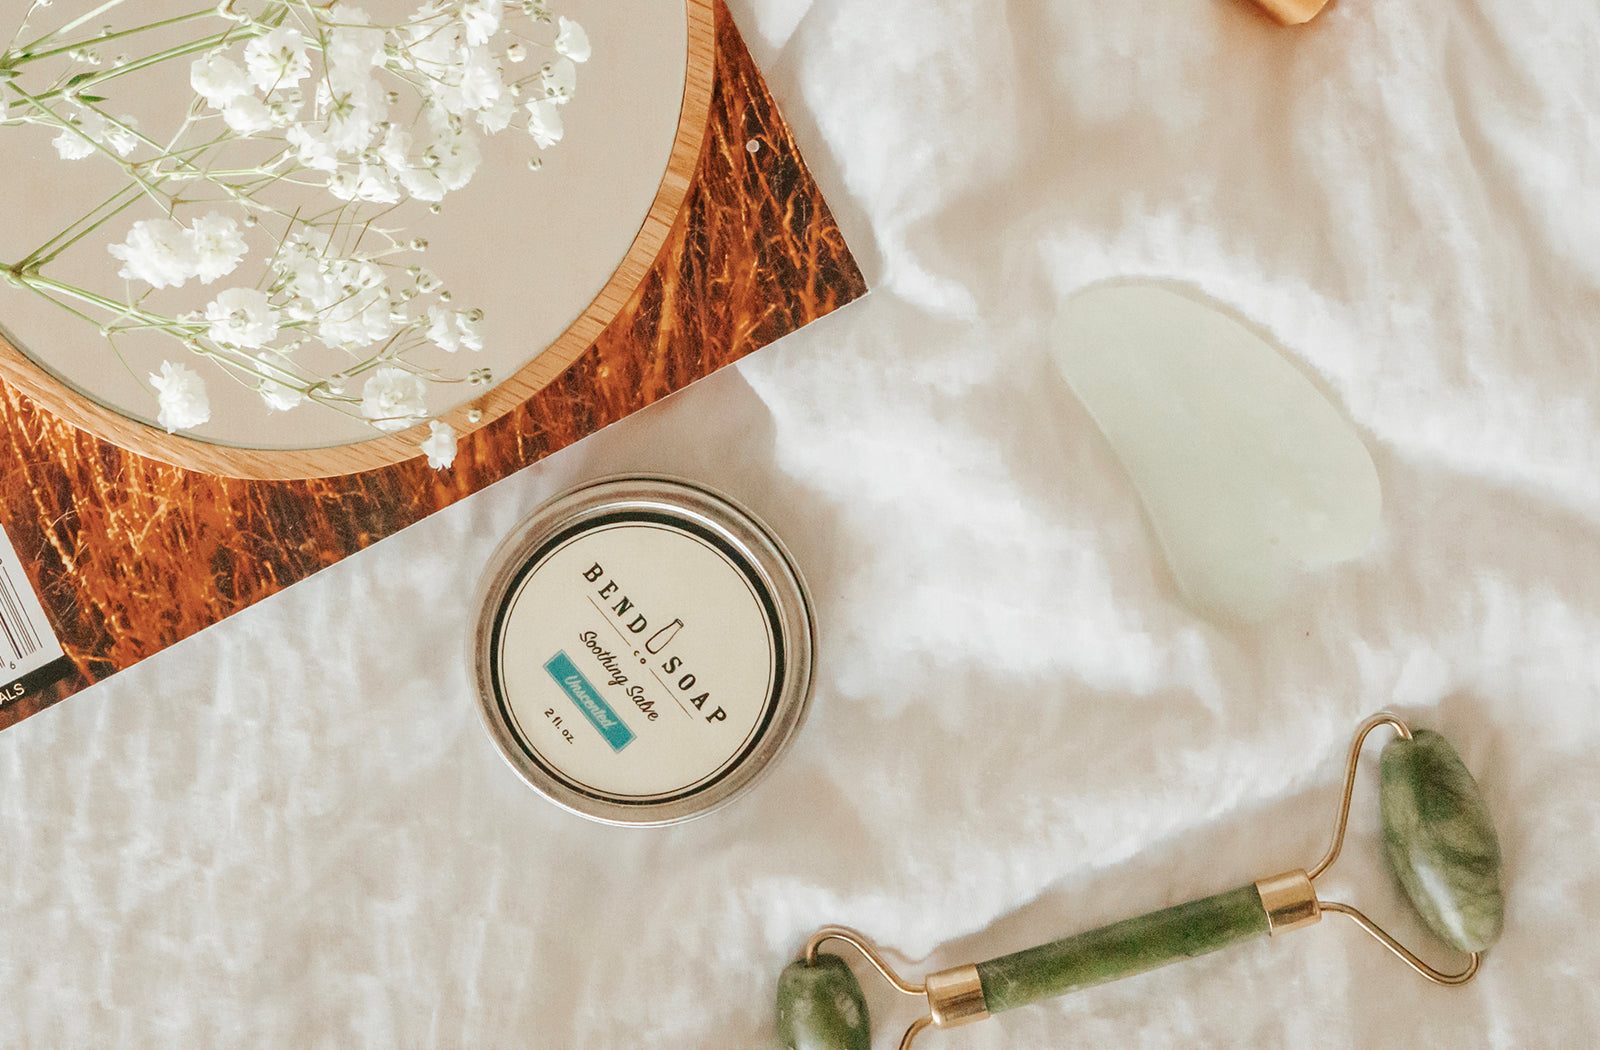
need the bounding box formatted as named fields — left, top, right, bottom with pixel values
left=6, top=84, right=173, bottom=211
left=4, top=269, right=173, bottom=329
left=141, top=125, right=301, bottom=220
left=10, top=8, right=217, bottom=66
left=25, top=29, right=244, bottom=104
left=10, top=0, right=135, bottom=57
left=8, top=90, right=286, bottom=249
left=305, top=390, right=363, bottom=414
left=975, top=884, right=1271, bottom=1014
left=20, top=182, right=143, bottom=270
left=29, top=292, right=105, bottom=332
left=337, top=333, right=411, bottom=376
left=159, top=152, right=308, bottom=224
left=94, top=108, right=186, bottom=165
left=103, top=318, right=206, bottom=334
left=168, top=165, right=291, bottom=180
left=98, top=329, right=155, bottom=394
left=187, top=341, right=276, bottom=378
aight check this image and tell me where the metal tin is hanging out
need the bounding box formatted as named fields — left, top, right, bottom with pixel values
left=471, top=476, right=815, bottom=826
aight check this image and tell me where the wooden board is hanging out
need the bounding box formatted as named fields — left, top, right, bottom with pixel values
left=0, top=0, right=868, bottom=732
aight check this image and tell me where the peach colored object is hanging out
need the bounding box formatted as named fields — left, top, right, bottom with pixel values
left=1254, top=0, right=1332, bottom=25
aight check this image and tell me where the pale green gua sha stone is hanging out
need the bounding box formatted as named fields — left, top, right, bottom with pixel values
left=1380, top=729, right=1505, bottom=953
left=1050, top=283, right=1381, bottom=624
left=776, top=953, right=872, bottom=1050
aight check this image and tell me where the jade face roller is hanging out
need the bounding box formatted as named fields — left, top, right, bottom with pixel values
left=777, top=713, right=1504, bottom=1049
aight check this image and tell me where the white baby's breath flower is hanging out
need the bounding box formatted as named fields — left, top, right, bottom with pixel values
left=190, top=53, right=252, bottom=107
left=462, top=0, right=503, bottom=46
left=540, top=56, right=577, bottom=103
left=399, top=10, right=460, bottom=74
left=205, top=287, right=279, bottom=347
left=525, top=99, right=562, bottom=148
left=457, top=46, right=504, bottom=111
left=351, top=162, right=401, bottom=204
left=426, top=305, right=483, bottom=352
left=420, top=419, right=457, bottom=469
left=428, top=120, right=481, bottom=191
left=102, top=116, right=140, bottom=156
left=108, top=218, right=198, bottom=289
left=378, top=124, right=412, bottom=170
left=328, top=165, right=398, bottom=205
left=316, top=294, right=395, bottom=348
left=32, top=0, right=590, bottom=428
left=244, top=26, right=311, bottom=91
left=554, top=17, right=590, bottom=62
left=397, top=164, right=444, bottom=202
left=221, top=94, right=275, bottom=133
left=267, top=91, right=305, bottom=123
left=310, top=68, right=387, bottom=152
left=149, top=360, right=211, bottom=432
left=317, top=260, right=397, bottom=347
left=52, top=126, right=95, bottom=159
left=360, top=365, right=428, bottom=431
left=325, top=6, right=386, bottom=71
left=54, top=110, right=139, bottom=158
left=274, top=237, right=345, bottom=312
left=285, top=122, right=342, bottom=172
left=280, top=228, right=331, bottom=264
left=476, top=91, right=513, bottom=132
left=186, top=211, right=248, bottom=284
left=253, top=352, right=304, bottom=411
left=327, top=169, right=359, bottom=201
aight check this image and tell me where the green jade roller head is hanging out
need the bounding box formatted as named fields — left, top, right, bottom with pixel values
left=776, top=713, right=1504, bottom=1050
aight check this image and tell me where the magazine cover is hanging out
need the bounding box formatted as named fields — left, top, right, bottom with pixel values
left=0, top=0, right=867, bottom=732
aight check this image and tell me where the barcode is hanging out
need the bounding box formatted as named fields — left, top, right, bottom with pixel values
left=0, top=565, right=40, bottom=662
left=0, top=522, right=64, bottom=687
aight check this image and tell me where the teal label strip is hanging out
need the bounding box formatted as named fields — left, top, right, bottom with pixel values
left=545, top=651, right=635, bottom=752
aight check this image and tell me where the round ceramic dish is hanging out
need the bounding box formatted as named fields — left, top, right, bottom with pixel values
left=471, top=476, right=815, bottom=826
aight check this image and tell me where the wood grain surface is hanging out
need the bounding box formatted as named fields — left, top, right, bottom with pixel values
left=0, top=0, right=868, bottom=732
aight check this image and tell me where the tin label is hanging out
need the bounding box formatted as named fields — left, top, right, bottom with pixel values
left=493, top=516, right=780, bottom=802
left=544, top=651, right=636, bottom=752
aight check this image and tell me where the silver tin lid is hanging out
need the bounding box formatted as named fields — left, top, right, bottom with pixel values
left=471, top=476, right=815, bottom=826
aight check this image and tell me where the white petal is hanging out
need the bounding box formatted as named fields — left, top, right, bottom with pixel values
left=420, top=420, right=458, bottom=469
left=149, top=361, right=211, bottom=432
left=555, top=17, right=590, bottom=63
left=525, top=99, right=563, bottom=148
left=52, top=128, right=95, bottom=160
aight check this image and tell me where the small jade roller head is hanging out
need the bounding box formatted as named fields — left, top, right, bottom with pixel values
left=776, top=953, right=871, bottom=1050
left=777, top=715, right=1506, bottom=1050
left=1379, top=729, right=1505, bottom=953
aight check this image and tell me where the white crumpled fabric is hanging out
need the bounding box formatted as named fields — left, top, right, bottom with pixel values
left=2, top=0, right=1597, bottom=1046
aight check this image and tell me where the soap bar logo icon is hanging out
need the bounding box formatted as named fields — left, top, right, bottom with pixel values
left=545, top=651, right=635, bottom=752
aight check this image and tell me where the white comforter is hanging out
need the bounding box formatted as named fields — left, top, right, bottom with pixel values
left=3, top=0, right=1597, bottom=1046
